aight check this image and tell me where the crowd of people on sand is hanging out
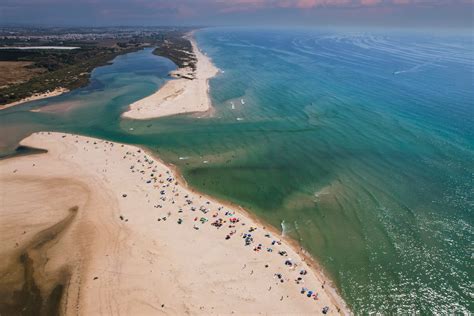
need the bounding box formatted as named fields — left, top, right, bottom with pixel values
left=36, top=132, right=336, bottom=314
left=120, top=146, right=335, bottom=313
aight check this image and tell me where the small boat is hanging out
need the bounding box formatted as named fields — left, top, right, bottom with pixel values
left=179, top=156, right=189, bottom=160
left=231, top=102, right=235, bottom=110
left=241, top=99, right=245, bottom=105
left=236, top=117, right=244, bottom=121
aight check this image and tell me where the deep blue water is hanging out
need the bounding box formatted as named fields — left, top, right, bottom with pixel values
left=0, top=27, right=472, bottom=313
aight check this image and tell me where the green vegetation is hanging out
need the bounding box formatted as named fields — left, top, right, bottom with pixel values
left=0, top=27, right=197, bottom=105
left=152, top=33, right=196, bottom=70
left=0, top=46, right=140, bottom=104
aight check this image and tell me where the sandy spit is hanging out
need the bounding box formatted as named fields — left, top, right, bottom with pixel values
left=122, top=35, right=219, bottom=120
left=0, top=131, right=349, bottom=315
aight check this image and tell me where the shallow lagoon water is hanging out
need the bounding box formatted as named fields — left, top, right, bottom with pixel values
left=0, top=28, right=472, bottom=313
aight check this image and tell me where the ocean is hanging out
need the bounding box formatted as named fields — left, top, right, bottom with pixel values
left=0, top=27, right=472, bottom=313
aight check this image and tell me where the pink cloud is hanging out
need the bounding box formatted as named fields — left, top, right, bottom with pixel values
left=215, top=0, right=358, bottom=11
left=216, top=0, right=469, bottom=11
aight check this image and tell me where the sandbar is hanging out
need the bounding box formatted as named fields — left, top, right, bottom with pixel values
left=122, top=35, right=219, bottom=120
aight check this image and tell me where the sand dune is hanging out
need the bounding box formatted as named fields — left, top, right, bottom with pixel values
left=0, top=132, right=348, bottom=315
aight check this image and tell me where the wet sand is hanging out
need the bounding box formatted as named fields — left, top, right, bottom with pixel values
left=0, top=132, right=349, bottom=315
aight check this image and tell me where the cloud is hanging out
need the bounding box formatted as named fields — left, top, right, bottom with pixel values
left=0, top=0, right=472, bottom=27
left=213, top=0, right=466, bottom=12
left=1, top=0, right=470, bottom=12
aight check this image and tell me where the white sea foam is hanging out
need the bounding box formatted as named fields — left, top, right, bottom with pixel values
left=281, top=220, right=291, bottom=237
left=393, top=61, right=438, bottom=75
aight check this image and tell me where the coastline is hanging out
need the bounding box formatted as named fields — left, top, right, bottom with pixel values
left=122, top=33, right=219, bottom=120
left=163, top=153, right=349, bottom=313
left=0, top=87, right=69, bottom=111
left=0, top=131, right=349, bottom=314
left=0, top=30, right=350, bottom=314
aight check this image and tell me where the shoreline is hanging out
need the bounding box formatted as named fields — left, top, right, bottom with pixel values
left=0, top=131, right=349, bottom=314
left=0, top=87, right=69, bottom=111
left=0, top=30, right=349, bottom=314
left=161, top=152, right=349, bottom=312
left=122, top=33, right=219, bottom=120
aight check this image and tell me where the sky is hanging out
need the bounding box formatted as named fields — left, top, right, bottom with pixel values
left=0, top=0, right=473, bottom=28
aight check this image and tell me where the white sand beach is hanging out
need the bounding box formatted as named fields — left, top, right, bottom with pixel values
left=122, top=36, right=219, bottom=120
left=0, top=87, right=69, bottom=111
left=0, top=132, right=348, bottom=315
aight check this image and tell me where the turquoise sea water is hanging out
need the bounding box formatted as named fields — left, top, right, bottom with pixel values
left=0, top=28, right=472, bottom=313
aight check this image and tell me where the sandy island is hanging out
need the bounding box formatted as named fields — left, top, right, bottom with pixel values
left=122, top=35, right=219, bottom=120
left=0, top=87, right=69, bottom=111
left=0, top=132, right=348, bottom=315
